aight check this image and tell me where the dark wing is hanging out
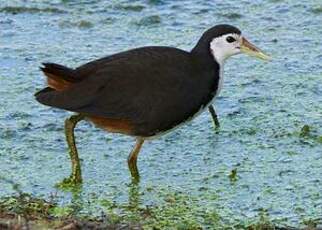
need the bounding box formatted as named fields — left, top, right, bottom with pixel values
left=37, top=47, right=215, bottom=136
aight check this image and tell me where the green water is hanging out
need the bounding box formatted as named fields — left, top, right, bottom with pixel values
left=0, top=0, right=321, bottom=227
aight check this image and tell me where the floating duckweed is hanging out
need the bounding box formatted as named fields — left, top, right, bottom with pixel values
left=59, top=20, right=94, bottom=29
left=49, top=206, right=73, bottom=217
left=136, top=15, right=162, bottom=26
left=229, top=168, right=238, bottom=182
left=247, top=210, right=275, bottom=230
left=0, top=194, right=55, bottom=218
left=114, top=4, right=145, bottom=12
left=0, top=6, right=66, bottom=14
left=310, top=7, right=322, bottom=14
left=300, top=125, right=310, bottom=137
left=0, top=187, right=319, bottom=229
left=148, top=0, right=165, bottom=5
left=317, top=136, right=322, bottom=143
left=0, top=128, right=17, bottom=139
left=78, top=20, right=94, bottom=28
left=220, top=12, right=243, bottom=19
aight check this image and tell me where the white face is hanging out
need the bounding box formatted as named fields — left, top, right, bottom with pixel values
left=210, top=33, right=242, bottom=66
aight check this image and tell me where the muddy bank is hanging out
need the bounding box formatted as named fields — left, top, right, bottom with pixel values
left=0, top=193, right=320, bottom=229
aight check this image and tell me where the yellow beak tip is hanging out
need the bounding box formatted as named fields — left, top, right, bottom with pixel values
left=258, top=53, right=272, bottom=61
left=240, top=38, right=271, bottom=62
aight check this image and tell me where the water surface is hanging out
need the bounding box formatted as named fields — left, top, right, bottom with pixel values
left=0, top=0, right=321, bottom=227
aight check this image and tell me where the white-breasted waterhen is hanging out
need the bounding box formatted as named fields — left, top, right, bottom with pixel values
left=35, top=24, right=270, bottom=185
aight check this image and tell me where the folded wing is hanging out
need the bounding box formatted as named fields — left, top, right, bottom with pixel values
left=36, top=47, right=214, bottom=135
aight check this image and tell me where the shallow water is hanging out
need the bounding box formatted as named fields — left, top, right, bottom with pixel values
left=0, top=0, right=321, bottom=227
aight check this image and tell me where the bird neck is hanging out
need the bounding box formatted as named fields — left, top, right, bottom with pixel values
left=191, top=45, right=223, bottom=100
left=191, top=37, right=221, bottom=69
left=191, top=34, right=224, bottom=99
left=191, top=46, right=221, bottom=74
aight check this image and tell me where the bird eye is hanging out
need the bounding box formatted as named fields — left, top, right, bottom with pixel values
left=226, top=36, right=236, bottom=43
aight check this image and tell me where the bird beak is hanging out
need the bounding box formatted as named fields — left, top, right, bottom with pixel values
left=240, top=37, right=271, bottom=61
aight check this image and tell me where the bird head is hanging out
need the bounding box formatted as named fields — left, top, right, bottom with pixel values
left=193, top=24, right=270, bottom=66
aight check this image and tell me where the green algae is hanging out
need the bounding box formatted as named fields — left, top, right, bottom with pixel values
left=114, top=4, right=145, bottom=12
left=220, top=12, right=243, bottom=19
left=229, top=168, right=238, bottom=182
left=298, top=124, right=322, bottom=144
left=300, top=125, right=311, bottom=137
left=0, top=6, right=66, bottom=14
left=59, top=20, right=94, bottom=29
left=135, top=15, right=162, bottom=27
left=0, top=175, right=321, bottom=229
left=148, top=0, right=165, bottom=5
left=0, top=194, right=55, bottom=219
left=310, top=6, right=322, bottom=14
left=49, top=206, right=74, bottom=218
left=0, top=189, right=303, bottom=229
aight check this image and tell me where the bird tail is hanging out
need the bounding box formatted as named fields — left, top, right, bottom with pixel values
left=39, top=62, right=79, bottom=91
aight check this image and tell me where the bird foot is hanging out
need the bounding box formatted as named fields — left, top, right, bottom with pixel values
left=55, top=174, right=82, bottom=190
left=213, top=124, right=220, bottom=134
left=131, top=174, right=140, bottom=184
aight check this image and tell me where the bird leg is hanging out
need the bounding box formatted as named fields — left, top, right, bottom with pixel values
left=58, top=114, right=84, bottom=187
left=128, top=138, right=144, bottom=182
left=208, top=105, right=220, bottom=128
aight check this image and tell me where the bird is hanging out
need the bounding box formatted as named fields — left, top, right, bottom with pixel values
left=35, top=24, right=270, bottom=185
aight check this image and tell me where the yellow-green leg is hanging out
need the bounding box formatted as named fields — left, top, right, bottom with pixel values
left=208, top=105, right=220, bottom=128
left=58, top=114, right=84, bottom=187
left=128, top=138, right=144, bottom=183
